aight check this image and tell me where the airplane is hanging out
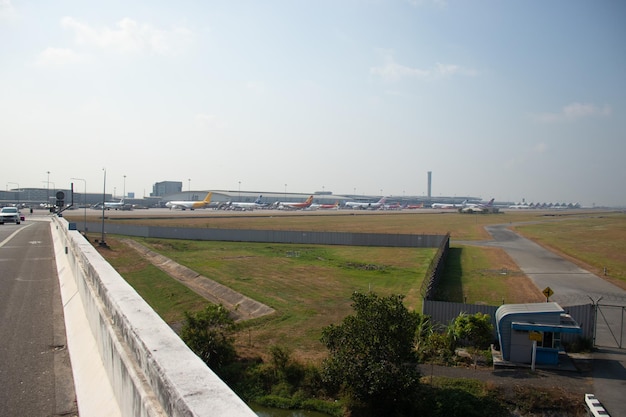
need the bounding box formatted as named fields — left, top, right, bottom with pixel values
left=165, top=192, right=213, bottom=210
left=227, top=195, right=266, bottom=211
left=275, top=195, right=314, bottom=210
left=383, top=201, right=402, bottom=210
left=343, top=196, right=387, bottom=210
left=404, top=203, right=424, bottom=209
left=459, top=198, right=496, bottom=213
left=431, top=200, right=467, bottom=209
left=104, top=198, right=126, bottom=210
left=310, top=201, right=339, bottom=210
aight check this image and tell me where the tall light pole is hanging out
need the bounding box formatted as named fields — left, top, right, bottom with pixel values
left=71, top=177, right=87, bottom=233
left=46, top=171, right=50, bottom=206
left=8, top=182, right=19, bottom=206
left=42, top=181, right=55, bottom=209
left=100, top=168, right=107, bottom=247
left=123, top=175, right=126, bottom=200
left=188, top=178, right=191, bottom=200
left=238, top=181, right=241, bottom=202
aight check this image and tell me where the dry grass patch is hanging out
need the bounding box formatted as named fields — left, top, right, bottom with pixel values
left=514, top=212, right=626, bottom=288
left=438, top=245, right=543, bottom=305
left=133, top=238, right=433, bottom=362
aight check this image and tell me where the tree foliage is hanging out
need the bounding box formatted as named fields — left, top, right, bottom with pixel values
left=452, top=312, right=494, bottom=350
left=180, top=304, right=236, bottom=373
left=320, top=292, right=422, bottom=414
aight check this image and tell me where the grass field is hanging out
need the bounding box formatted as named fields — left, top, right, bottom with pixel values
left=79, top=209, right=626, bottom=362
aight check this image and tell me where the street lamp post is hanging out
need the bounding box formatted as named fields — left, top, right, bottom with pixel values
left=71, top=177, right=87, bottom=233
left=100, top=169, right=107, bottom=247
left=123, top=175, right=126, bottom=199
left=42, top=181, right=55, bottom=210
left=47, top=171, right=50, bottom=206
left=188, top=178, right=191, bottom=200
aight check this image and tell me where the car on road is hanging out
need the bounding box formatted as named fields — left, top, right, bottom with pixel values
left=0, top=206, right=22, bottom=224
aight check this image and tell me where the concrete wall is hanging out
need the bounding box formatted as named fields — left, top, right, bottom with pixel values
left=53, top=216, right=256, bottom=417
left=83, top=222, right=447, bottom=248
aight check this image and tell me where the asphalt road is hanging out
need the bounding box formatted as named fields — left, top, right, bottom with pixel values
left=0, top=219, right=77, bottom=417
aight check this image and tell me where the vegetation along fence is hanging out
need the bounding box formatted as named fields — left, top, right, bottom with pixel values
left=423, top=299, right=595, bottom=344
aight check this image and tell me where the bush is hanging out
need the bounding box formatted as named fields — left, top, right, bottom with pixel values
left=180, top=304, right=236, bottom=374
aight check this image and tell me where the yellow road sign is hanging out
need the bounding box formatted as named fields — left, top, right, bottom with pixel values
left=542, top=287, right=554, bottom=299
left=529, top=331, right=542, bottom=342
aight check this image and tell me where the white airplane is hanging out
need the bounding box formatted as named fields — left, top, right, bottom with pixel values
left=165, top=192, right=213, bottom=210
left=344, top=196, right=387, bottom=210
left=431, top=200, right=467, bottom=209
left=104, top=198, right=126, bottom=210
left=460, top=198, right=496, bottom=213
left=227, top=195, right=266, bottom=211
left=275, top=195, right=314, bottom=210
left=310, top=201, right=339, bottom=210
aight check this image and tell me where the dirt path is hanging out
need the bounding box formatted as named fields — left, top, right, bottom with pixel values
left=121, top=239, right=275, bottom=321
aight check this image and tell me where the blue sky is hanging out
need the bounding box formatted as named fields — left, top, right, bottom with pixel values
left=1, top=0, right=624, bottom=206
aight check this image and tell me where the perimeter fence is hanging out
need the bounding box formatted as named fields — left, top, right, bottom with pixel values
left=82, top=221, right=448, bottom=248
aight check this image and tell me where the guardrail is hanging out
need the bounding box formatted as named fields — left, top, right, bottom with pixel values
left=53, top=216, right=256, bottom=417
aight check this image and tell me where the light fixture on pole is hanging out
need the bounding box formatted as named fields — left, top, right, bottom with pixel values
left=71, top=177, right=87, bottom=233
left=42, top=181, right=56, bottom=210
left=100, top=168, right=108, bottom=247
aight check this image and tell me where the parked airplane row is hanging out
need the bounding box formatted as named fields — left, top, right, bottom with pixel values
left=151, top=193, right=499, bottom=213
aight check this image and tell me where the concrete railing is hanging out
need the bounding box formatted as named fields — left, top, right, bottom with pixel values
left=53, top=216, right=256, bottom=417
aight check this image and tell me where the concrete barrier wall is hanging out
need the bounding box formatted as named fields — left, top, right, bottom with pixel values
left=54, top=217, right=256, bottom=417
left=84, top=221, right=446, bottom=248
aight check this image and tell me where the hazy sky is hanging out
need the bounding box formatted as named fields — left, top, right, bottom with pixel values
left=1, top=1, right=625, bottom=206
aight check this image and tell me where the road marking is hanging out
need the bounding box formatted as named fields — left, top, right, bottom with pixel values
left=0, top=223, right=33, bottom=248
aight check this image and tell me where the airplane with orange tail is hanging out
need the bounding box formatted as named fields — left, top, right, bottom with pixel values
left=275, top=195, right=314, bottom=210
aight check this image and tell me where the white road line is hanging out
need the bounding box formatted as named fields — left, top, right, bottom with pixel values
left=0, top=223, right=33, bottom=248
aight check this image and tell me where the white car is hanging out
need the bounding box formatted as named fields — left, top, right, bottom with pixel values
left=0, top=206, right=21, bottom=224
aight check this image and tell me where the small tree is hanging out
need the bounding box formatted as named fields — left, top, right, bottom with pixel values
left=180, top=304, right=236, bottom=373
left=452, top=312, right=494, bottom=350
left=321, top=292, right=421, bottom=415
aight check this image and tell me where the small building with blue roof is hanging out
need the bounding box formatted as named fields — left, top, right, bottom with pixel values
left=495, top=302, right=582, bottom=365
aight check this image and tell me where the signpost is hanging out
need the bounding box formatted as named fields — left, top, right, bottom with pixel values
left=529, top=331, right=542, bottom=371
left=542, top=286, right=554, bottom=302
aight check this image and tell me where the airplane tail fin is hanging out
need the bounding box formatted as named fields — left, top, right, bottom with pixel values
left=305, top=195, right=313, bottom=204
left=203, top=192, right=212, bottom=203
left=486, top=198, right=494, bottom=206
left=254, top=195, right=263, bottom=204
